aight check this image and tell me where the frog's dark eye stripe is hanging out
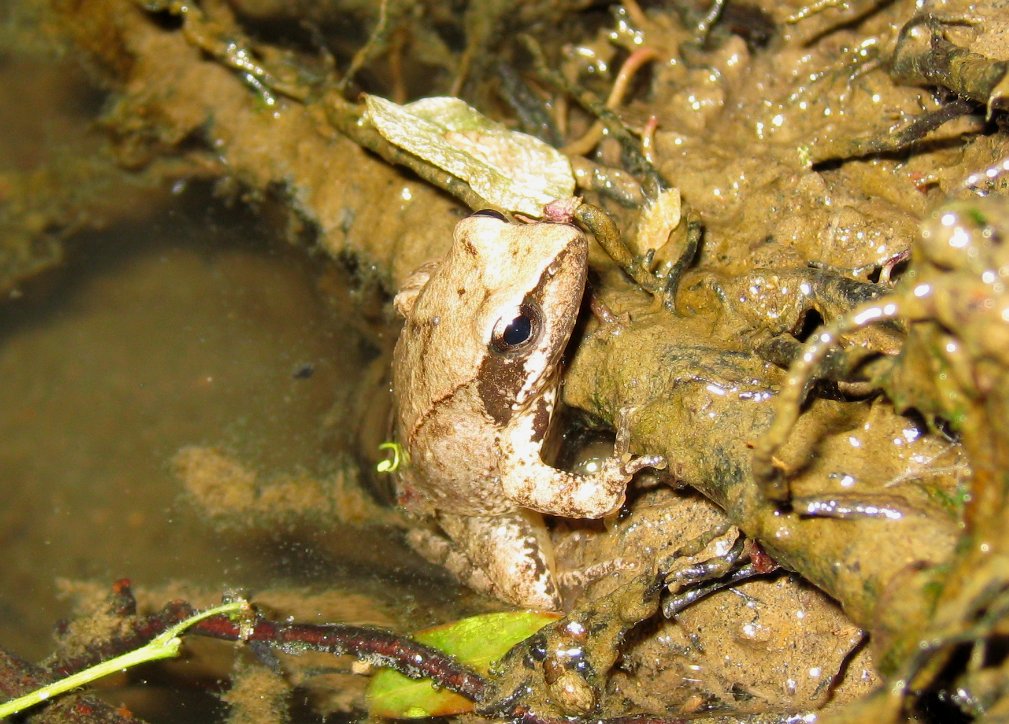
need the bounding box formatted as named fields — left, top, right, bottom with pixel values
left=480, top=301, right=545, bottom=422
left=471, top=209, right=507, bottom=221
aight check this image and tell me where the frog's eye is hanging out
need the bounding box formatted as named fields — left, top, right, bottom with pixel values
left=491, top=303, right=542, bottom=354
left=471, top=209, right=507, bottom=221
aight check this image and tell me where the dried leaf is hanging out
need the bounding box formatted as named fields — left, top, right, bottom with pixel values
left=365, top=95, right=575, bottom=217
left=633, top=187, right=681, bottom=255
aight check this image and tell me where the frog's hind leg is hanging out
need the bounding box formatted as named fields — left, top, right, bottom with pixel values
left=406, top=510, right=561, bottom=610
left=405, top=524, right=497, bottom=600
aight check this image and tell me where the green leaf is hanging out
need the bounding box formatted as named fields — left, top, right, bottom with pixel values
left=366, top=610, right=561, bottom=718
left=365, top=95, right=575, bottom=218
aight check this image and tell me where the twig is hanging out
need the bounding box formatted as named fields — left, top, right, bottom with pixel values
left=891, top=15, right=1009, bottom=113
left=1, top=601, right=247, bottom=718
left=809, top=96, right=977, bottom=165
left=520, top=35, right=668, bottom=195
left=562, top=47, right=661, bottom=157
left=13, top=581, right=486, bottom=715
left=190, top=610, right=487, bottom=701
left=0, top=647, right=140, bottom=724
left=339, top=0, right=391, bottom=93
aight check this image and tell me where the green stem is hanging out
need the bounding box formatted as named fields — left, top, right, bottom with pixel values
left=0, top=600, right=248, bottom=718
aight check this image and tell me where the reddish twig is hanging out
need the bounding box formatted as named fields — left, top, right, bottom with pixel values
left=2, top=580, right=699, bottom=722
left=189, top=610, right=487, bottom=701
left=40, top=581, right=485, bottom=705
left=562, top=47, right=662, bottom=157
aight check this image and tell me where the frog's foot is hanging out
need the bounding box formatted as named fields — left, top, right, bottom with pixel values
left=406, top=510, right=562, bottom=611
left=661, top=524, right=744, bottom=596
left=406, top=525, right=496, bottom=598
left=613, top=406, right=667, bottom=477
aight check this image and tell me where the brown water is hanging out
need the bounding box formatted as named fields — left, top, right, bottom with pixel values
left=0, top=188, right=376, bottom=658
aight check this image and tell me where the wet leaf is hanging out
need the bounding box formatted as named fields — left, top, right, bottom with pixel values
left=365, top=95, right=575, bottom=217
left=366, top=610, right=561, bottom=718
left=633, top=187, right=681, bottom=255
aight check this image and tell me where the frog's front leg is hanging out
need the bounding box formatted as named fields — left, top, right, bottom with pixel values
left=498, top=458, right=648, bottom=518
left=499, top=414, right=666, bottom=518
left=407, top=509, right=561, bottom=610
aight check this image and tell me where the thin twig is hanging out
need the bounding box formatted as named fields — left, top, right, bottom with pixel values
left=562, top=47, right=661, bottom=156
left=520, top=35, right=667, bottom=194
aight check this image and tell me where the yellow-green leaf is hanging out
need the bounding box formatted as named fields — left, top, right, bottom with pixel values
left=366, top=610, right=561, bottom=718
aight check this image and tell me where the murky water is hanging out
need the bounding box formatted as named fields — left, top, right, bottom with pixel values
left=0, top=187, right=367, bottom=650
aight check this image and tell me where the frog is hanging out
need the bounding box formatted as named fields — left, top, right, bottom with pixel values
left=391, top=209, right=665, bottom=610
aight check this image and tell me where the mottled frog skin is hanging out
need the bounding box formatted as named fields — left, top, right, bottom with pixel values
left=392, top=210, right=659, bottom=609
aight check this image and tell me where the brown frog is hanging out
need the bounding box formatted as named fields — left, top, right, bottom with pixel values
left=392, top=210, right=664, bottom=609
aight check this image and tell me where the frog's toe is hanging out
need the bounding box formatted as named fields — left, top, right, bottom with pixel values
left=623, top=453, right=666, bottom=476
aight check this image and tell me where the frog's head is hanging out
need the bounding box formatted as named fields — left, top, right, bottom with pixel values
left=456, top=211, right=588, bottom=425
